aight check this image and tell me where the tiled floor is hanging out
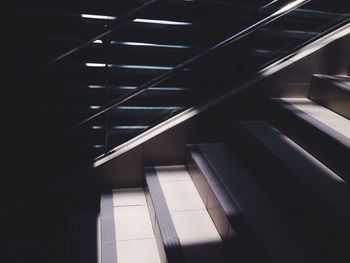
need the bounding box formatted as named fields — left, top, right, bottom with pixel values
left=155, top=165, right=224, bottom=263
left=113, top=188, right=161, bottom=263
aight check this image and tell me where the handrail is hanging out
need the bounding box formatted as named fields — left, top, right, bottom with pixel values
left=72, top=0, right=310, bottom=129
left=36, top=0, right=170, bottom=71
left=93, top=20, right=350, bottom=165
left=258, top=15, right=350, bottom=71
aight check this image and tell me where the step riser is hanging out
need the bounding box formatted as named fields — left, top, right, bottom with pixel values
left=186, top=148, right=265, bottom=263
left=309, top=75, right=350, bottom=119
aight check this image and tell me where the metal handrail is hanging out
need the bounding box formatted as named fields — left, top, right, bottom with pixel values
left=36, top=0, right=170, bottom=71
left=72, top=0, right=310, bottom=129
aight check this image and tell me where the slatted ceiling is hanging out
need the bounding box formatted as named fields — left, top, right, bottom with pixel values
left=106, top=112, right=184, bottom=129
left=5, top=1, right=256, bottom=25
left=38, top=65, right=240, bottom=83
left=8, top=2, right=341, bottom=48
left=106, top=91, right=188, bottom=102
left=77, top=59, right=242, bottom=72
left=72, top=47, right=195, bottom=65
left=86, top=75, right=228, bottom=89
left=6, top=5, right=253, bottom=29
left=108, top=85, right=212, bottom=102
left=106, top=111, right=185, bottom=124
left=6, top=6, right=251, bottom=72
left=8, top=10, right=251, bottom=39
left=7, top=23, right=235, bottom=43
left=15, top=44, right=243, bottom=68
left=105, top=41, right=195, bottom=50
left=71, top=52, right=244, bottom=70
left=106, top=113, right=183, bottom=126
left=109, top=85, right=189, bottom=92
left=111, top=26, right=241, bottom=46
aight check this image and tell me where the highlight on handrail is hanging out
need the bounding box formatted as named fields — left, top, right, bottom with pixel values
left=72, top=0, right=310, bottom=129
left=36, top=0, right=170, bottom=71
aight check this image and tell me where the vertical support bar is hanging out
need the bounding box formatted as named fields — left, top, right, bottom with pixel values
left=103, top=30, right=111, bottom=155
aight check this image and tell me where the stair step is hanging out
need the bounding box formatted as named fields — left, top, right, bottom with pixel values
left=240, top=121, right=350, bottom=219
left=150, top=165, right=228, bottom=263
left=238, top=121, right=350, bottom=262
left=145, top=167, right=185, bottom=263
left=187, top=143, right=319, bottom=263
left=272, top=98, right=350, bottom=147
left=271, top=97, right=350, bottom=181
left=100, top=167, right=228, bottom=263
left=100, top=188, right=164, bottom=263
left=310, top=74, right=350, bottom=119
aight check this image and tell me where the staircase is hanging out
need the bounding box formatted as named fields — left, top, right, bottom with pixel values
left=99, top=71, right=350, bottom=262
left=2, top=1, right=350, bottom=262
left=101, top=167, right=226, bottom=263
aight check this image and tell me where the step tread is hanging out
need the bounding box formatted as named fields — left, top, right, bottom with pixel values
left=272, top=98, right=350, bottom=148
left=152, top=165, right=227, bottom=263
left=190, top=143, right=319, bottom=263
left=239, top=121, right=350, bottom=220
left=109, top=187, right=164, bottom=263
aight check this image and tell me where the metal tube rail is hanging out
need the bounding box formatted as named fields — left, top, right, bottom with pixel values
left=72, top=0, right=310, bottom=129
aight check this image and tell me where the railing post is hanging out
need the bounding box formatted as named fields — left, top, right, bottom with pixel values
left=102, top=34, right=111, bottom=155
